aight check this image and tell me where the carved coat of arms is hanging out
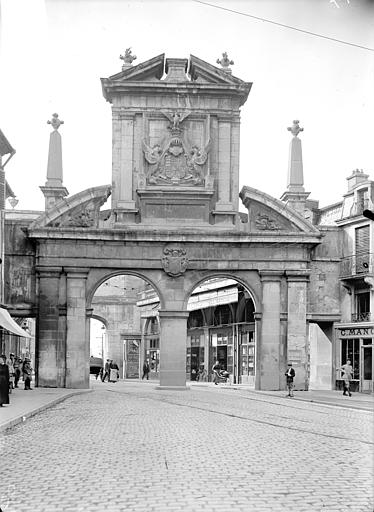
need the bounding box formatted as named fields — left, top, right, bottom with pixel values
left=161, top=247, right=189, bottom=277
left=142, top=110, right=210, bottom=187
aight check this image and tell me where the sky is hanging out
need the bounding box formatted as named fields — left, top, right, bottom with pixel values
left=0, top=0, right=373, bottom=212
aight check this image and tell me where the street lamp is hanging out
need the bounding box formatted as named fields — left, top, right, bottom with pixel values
left=363, top=209, right=374, bottom=221
left=101, top=324, right=106, bottom=361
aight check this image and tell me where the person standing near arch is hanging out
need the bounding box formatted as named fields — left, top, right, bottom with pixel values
left=0, top=355, right=10, bottom=407
left=102, top=359, right=111, bottom=382
left=339, top=359, right=353, bottom=396
left=142, top=359, right=150, bottom=380
left=285, top=362, right=295, bottom=397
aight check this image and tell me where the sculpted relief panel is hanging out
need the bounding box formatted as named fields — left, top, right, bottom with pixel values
left=141, top=111, right=211, bottom=187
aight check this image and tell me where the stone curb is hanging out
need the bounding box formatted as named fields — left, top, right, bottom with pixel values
left=223, top=387, right=374, bottom=412
left=0, top=389, right=93, bottom=433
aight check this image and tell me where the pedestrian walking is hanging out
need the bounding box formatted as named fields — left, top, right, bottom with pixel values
left=14, top=357, right=21, bottom=388
left=7, top=354, right=15, bottom=392
left=212, top=360, right=221, bottom=385
left=142, top=360, right=150, bottom=380
left=0, top=354, right=10, bottom=407
left=285, top=362, right=295, bottom=397
left=22, top=358, right=33, bottom=390
left=338, top=359, right=353, bottom=396
left=102, top=359, right=111, bottom=382
left=109, top=360, right=119, bottom=382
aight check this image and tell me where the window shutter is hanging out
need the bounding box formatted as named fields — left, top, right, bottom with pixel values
left=355, top=226, right=370, bottom=254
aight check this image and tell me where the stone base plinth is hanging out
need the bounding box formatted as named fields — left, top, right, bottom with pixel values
left=137, top=187, right=213, bottom=225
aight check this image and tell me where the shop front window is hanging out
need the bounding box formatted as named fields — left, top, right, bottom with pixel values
left=353, top=291, right=370, bottom=322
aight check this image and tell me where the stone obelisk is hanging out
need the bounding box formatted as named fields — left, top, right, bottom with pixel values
left=40, top=113, right=68, bottom=211
left=280, top=120, right=310, bottom=214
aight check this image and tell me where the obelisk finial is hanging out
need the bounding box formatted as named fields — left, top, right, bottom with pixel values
left=287, top=120, right=303, bottom=138
left=47, top=113, right=64, bottom=131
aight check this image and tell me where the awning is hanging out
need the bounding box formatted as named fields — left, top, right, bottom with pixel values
left=0, top=308, right=31, bottom=338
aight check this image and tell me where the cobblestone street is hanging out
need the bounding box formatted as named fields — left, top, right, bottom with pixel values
left=1, top=381, right=373, bottom=512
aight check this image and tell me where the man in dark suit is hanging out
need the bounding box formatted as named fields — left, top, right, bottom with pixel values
left=102, top=359, right=111, bottom=382
left=285, top=362, right=295, bottom=397
left=142, top=360, right=150, bottom=380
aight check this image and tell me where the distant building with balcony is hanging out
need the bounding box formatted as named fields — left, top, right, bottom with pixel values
left=316, top=169, right=373, bottom=392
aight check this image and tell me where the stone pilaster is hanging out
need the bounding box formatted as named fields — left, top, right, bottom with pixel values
left=217, top=116, right=231, bottom=205
left=212, top=114, right=236, bottom=225
left=65, top=268, right=89, bottom=388
left=113, top=112, right=137, bottom=223
left=158, top=310, right=190, bottom=389
left=253, top=311, right=262, bottom=390
left=286, top=270, right=310, bottom=390
left=258, top=271, right=282, bottom=390
left=36, top=266, right=64, bottom=387
left=230, top=116, right=240, bottom=212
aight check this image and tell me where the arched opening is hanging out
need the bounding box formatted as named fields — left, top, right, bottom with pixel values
left=186, top=277, right=256, bottom=385
left=90, top=274, right=159, bottom=382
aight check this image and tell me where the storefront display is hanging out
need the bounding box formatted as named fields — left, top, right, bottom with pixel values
left=335, top=325, right=373, bottom=393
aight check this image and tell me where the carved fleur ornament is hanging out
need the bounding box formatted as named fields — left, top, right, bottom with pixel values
left=47, top=113, right=64, bottom=131
left=216, top=52, right=234, bottom=69
left=161, top=247, right=189, bottom=277
left=120, top=48, right=137, bottom=69
left=287, top=120, right=303, bottom=137
left=142, top=110, right=211, bottom=187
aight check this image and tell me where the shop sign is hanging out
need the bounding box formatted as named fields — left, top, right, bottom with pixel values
left=339, top=327, right=374, bottom=338
left=125, top=339, right=140, bottom=378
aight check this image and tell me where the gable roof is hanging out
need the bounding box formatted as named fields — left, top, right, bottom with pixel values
left=101, top=53, right=252, bottom=104
left=189, top=54, right=249, bottom=86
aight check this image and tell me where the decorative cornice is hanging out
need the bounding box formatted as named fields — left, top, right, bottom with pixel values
left=35, top=266, right=63, bottom=277
left=158, top=310, right=190, bottom=319
left=259, top=270, right=283, bottom=282
left=285, top=270, right=310, bottom=282
left=64, top=267, right=89, bottom=278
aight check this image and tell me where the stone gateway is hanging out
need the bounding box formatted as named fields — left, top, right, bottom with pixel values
left=4, top=53, right=352, bottom=392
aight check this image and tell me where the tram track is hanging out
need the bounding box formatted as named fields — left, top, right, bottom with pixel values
left=104, top=387, right=374, bottom=446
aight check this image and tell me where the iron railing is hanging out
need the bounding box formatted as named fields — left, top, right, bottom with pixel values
left=340, top=253, right=372, bottom=278
left=351, top=312, right=371, bottom=322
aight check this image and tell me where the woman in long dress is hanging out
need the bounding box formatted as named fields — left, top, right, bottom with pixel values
left=0, top=354, right=10, bottom=407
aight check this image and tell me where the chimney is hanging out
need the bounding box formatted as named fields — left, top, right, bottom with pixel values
left=346, top=169, right=369, bottom=192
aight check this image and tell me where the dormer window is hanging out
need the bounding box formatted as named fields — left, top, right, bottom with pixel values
left=357, top=188, right=369, bottom=214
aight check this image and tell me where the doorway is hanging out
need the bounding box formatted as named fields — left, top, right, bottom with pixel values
left=360, top=344, right=373, bottom=393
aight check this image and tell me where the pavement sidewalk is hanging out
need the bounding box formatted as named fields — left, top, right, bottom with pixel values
left=190, top=382, right=374, bottom=411
left=0, top=386, right=92, bottom=432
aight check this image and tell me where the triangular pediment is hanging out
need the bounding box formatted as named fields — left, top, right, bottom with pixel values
left=240, top=186, right=320, bottom=234
left=102, top=53, right=251, bottom=86
left=107, top=53, right=165, bottom=82
left=189, top=55, right=250, bottom=86
left=29, top=185, right=111, bottom=230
